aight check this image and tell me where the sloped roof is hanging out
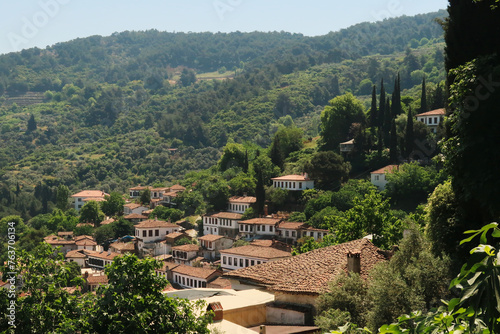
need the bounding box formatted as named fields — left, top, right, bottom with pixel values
left=371, top=164, right=399, bottom=175
left=169, top=184, right=186, bottom=192
left=100, top=218, right=116, bottom=225
left=172, top=264, right=219, bottom=280
left=211, top=212, right=243, bottom=220
left=72, top=190, right=107, bottom=198
left=220, top=245, right=291, bottom=260
left=65, top=250, right=86, bottom=258
left=109, top=242, right=135, bottom=251
left=229, top=196, right=257, bottom=204
left=135, top=219, right=178, bottom=228
left=83, top=249, right=122, bottom=261
left=86, top=274, right=108, bottom=285
left=124, top=213, right=148, bottom=220
left=172, top=244, right=201, bottom=252
left=277, top=222, right=306, bottom=230
left=124, top=203, right=144, bottom=209
left=271, top=175, right=311, bottom=181
left=225, top=239, right=387, bottom=295
left=416, top=108, right=445, bottom=117
left=198, top=234, right=225, bottom=242
left=239, top=218, right=282, bottom=225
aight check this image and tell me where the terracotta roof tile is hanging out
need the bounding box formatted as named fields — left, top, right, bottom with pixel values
left=198, top=234, right=225, bottom=242
left=124, top=213, right=148, bottom=219
left=271, top=174, right=311, bottom=181
left=124, top=203, right=143, bottom=209
left=208, top=277, right=232, bottom=289
left=171, top=264, right=219, bottom=280
left=278, top=222, right=306, bottom=230
left=71, top=190, right=107, bottom=198
left=416, top=108, right=445, bottom=117
left=169, top=184, right=186, bottom=192
left=135, top=219, right=178, bottom=228
left=100, top=218, right=116, bottom=225
left=172, top=244, right=201, bottom=252
left=210, top=212, right=243, bottom=220
left=225, top=239, right=387, bottom=295
left=220, top=245, right=291, bottom=260
left=371, top=164, right=399, bottom=175
left=65, top=250, right=86, bottom=258
left=240, top=218, right=282, bottom=225
left=109, top=242, right=135, bottom=251
left=229, top=196, right=257, bottom=204
left=83, top=249, right=122, bottom=261
left=86, top=274, right=108, bottom=284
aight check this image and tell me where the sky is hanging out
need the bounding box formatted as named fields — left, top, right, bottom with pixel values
left=0, top=0, right=448, bottom=55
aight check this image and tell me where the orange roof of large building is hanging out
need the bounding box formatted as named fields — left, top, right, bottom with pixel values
left=124, top=213, right=148, bottom=220
left=239, top=218, right=282, bottom=226
left=44, top=235, right=75, bottom=245
left=371, top=164, right=399, bottom=175
left=171, top=264, right=219, bottom=280
left=71, top=190, right=107, bottom=198
left=277, top=222, right=306, bottom=230
left=229, top=196, right=257, bottom=204
left=220, top=245, right=291, bottom=260
left=169, top=184, right=186, bottom=192
left=210, top=212, right=243, bottom=220
left=225, top=239, right=387, bottom=295
left=109, top=242, right=135, bottom=252
left=83, top=249, right=122, bottom=261
left=134, top=219, right=178, bottom=228
left=172, top=244, right=201, bottom=252
left=124, top=203, right=144, bottom=209
left=65, top=250, right=87, bottom=258
left=129, top=185, right=149, bottom=191
left=416, top=108, right=445, bottom=117
left=86, top=274, right=108, bottom=285
left=271, top=174, right=311, bottom=181
left=198, top=234, right=225, bottom=242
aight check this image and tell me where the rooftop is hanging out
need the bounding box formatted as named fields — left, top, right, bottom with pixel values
left=71, top=190, right=107, bottom=198
left=171, top=264, right=219, bottom=279
left=172, top=244, right=201, bottom=252
left=210, top=212, right=243, bottom=220
left=198, top=234, right=225, bottom=242
left=124, top=213, right=148, bottom=220
left=124, top=203, right=144, bottom=209
left=169, top=184, right=186, bottom=192
left=416, top=108, right=445, bottom=117
left=239, top=218, right=282, bottom=226
left=83, top=249, right=123, bottom=261
left=65, top=250, right=86, bottom=258
left=371, top=164, right=399, bottom=175
left=229, top=196, right=257, bottom=204
left=271, top=174, right=311, bottom=181
left=220, top=245, right=291, bottom=260
left=100, top=218, right=116, bottom=225
left=109, top=242, right=135, bottom=252
left=135, top=219, right=178, bottom=229
left=277, top=222, right=306, bottom=230
left=225, top=238, right=387, bottom=295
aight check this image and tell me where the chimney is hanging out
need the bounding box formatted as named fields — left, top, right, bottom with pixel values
left=207, top=302, right=223, bottom=321
left=260, top=325, right=267, bottom=334
left=347, top=252, right=361, bottom=274
left=264, top=205, right=268, bottom=217
left=243, top=192, right=247, bottom=197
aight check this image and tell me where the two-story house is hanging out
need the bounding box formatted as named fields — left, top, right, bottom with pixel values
left=370, top=164, right=399, bottom=191
left=198, top=234, right=234, bottom=261
left=134, top=219, right=180, bottom=243
left=416, top=108, right=445, bottom=134
left=220, top=245, right=291, bottom=272
left=171, top=265, right=221, bottom=289
left=172, top=244, right=202, bottom=265
left=271, top=174, right=314, bottom=191
left=203, top=212, right=243, bottom=238
left=227, top=196, right=257, bottom=214
left=123, top=203, right=149, bottom=215
left=238, top=218, right=282, bottom=239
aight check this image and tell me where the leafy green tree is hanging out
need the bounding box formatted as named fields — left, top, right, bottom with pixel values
left=176, top=190, right=206, bottom=216
left=94, top=224, right=116, bottom=246
left=320, top=93, right=365, bottom=151
left=292, top=235, right=336, bottom=255
left=56, top=184, right=70, bottom=211
left=27, top=114, right=37, bottom=132
left=269, top=126, right=304, bottom=169
left=228, top=172, right=256, bottom=196
left=241, top=207, right=256, bottom=220
left=218, top=142, right=246, bottom=171
left=89, top=254, right=212, bottom=333
left=369, top=85, right=377, bottom=130
left=174, top=237, right=195, bottom=246
left=112, top=217, right=135, bottom=238
left=179, top=68, right=196, bottom=87
left=79, top=201, right=104, bottom=227
left=149, top=206, right=184, bottom=222
left=101, top=192, right=125, bottom=216
left=304, top=151, right=351, bottom=191
left=389, top=118, right=398, bottom=162
left=140, top=188, right=151, bottom=205
left=74, top=223, right=94, bottom=236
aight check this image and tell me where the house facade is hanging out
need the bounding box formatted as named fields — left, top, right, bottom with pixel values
left=271, top=174, right=314, bottom=191
left=123, top=203, right=148, bottom=215
left=370, top=164, right=399, bottom=190
left=171, top=264, right=221, bottom=289
left=134, top=219, right=179, bottom=244
left=220, top=245, right=291, bottom=272
left=71, top=190, right=108, bottom=211
left=238, top=218, right=282, bottom=239
left=203, top=212, right=243, bottom=238
left=172, top=244, right=201, bottom=265
left=198, top=234, right=234, bottom=261
left=227, top=196, right=256, bottom=214
left=416, top=108, right=445, bottom=134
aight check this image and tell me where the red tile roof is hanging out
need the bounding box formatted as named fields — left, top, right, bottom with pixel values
left=272, top=174, right=311, bottom=181
left=83, top=197, right=106, bottom=202
left=124, top=203, right=143, bottom=209
left=171, top=264, right=220, bottom=280
left=229, top=196, right=257, bottom=204
left=277, top=222, right=306, bottom=230
left=371, top=164, right=399, bottom=175
left=86, top=274, right=108, bottom=284
left=239, top=218, right=282, bottom=226
left=224, top=239, right=387, bottom=295
left=211, top=212, right=243, bottom=220
left=169, top=184, right=186, bottom=192
left=83, top=249, right=122, bottom=261
left=220, top=245, right=291, bottom=260
left=208, top=277, right=232, bottom=289
left=249, top=240, right=292, bottom=252
left=100, top=218, right=116, bottom=225
left=72, top=190, right=107, bottom=198
left=44, top=235, right=75, bottom=245
left=172, top=244, right=201, bottom=252
left=416, top=108, right=445, bottom=117
left=129, top=186, right=149, bottom=191
left=198, top=234, right=225, bottom=242
left=109, top=242, right=135, bottom=251
left=135, top=219, right=178, bottom=228
left=124, top=213, right=148, bottom=220
left=65, top=250, right=86, bottom=258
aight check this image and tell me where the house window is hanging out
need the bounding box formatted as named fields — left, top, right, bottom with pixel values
left=240, top=259, right=243, bottom=267
left=245, top=259, right=249, bottom=267
left=251, top=260, right=255, bottom=266
left=228, top=257, right=232, bottom=266
left=257, top=225, right=260, bottom=231
left=202, top=282, right=207, bottom=288
left=155, top=230, right=159, bottom=236
left=299, top=182, right=302, bottom=189
left=285, top=231, right=289, bottom=237
left=223, top=256, right=226, bottom=265
left=142, top=230, right=146, bottom=237
left=269, top=226, right=273, bottom=232
left=374, top=175, right=379, bottom=181
left=434, top=117, right=438, bottom=124
left=149, top=230, right=153, bottom=237
left=182, top=277, right=185, bottom=285
left=292, top=231, right=296, bottom=237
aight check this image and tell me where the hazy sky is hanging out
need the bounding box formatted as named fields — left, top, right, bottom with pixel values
left=0, top=0, right=448, bottom=55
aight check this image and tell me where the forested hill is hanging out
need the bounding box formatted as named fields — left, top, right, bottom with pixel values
left=0, top=10, right=447, bottom=219
left=0, top=10, right=445, bottom=91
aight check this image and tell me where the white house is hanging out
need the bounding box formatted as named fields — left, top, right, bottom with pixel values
left=129, top=186, right=149, bottom=198
left=227, top=196, right=256, bottom=214
left=172, top=244, right=201, bottom=265
left=271, top=174, right=314, bottom=191
left=238, top=218, right=282, bottom=239
left=134, top=219, right=179, bottom=244
left=71, top=190, right=108, bottom=211
left=198, top=234, right=234, bottom=261
left=123, top=203, right=149, bottom=215
left=416, top=108, right=445, bottom=134
left=340, top=139, right=355, bottom=153
left=203, top=212, right=243, bottom=238
left=370, top=165, right=399, bottom=191
left=220, top=245, right=291, bottom=272
left=83, top=249, right=123, bottom=270
left=171, top=264, right=221, bottom=289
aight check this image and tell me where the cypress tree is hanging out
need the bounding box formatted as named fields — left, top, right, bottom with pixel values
left=243, top=150, right=249, bottom=173
left=431, top=83, right=445, bottom=110
left=383, top=96, right=392, bottom=147
left=391, top=74, right=402, bottom=117
left=405, top=107, right=414, bottom=158
left=389, top=118, right=398, bottom=163
left=378, top=79, right=386, bottom=149
left=420, top=76, right=428, bottom=113
left=369, top=85, right=377, bottom=129
left=27, top=114, right=37, bottom=132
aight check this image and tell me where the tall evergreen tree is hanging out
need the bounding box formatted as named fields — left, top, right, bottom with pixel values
left=391, top=74, right=402, bottom=117
left=27, top=114, right=37, bottom=132
left=383, top=97, right=392, bottom=147
left=431, top=83, right=445, bottom=110
left=389, top=118, right=399, bottom=163
left=420, top=76, right=428, bottom=113
left=378, top=79, right=386, bottom=150
left=243, top=150, right=249, bottom=173
left=369, top=85, right=377, bottom=129
left=405, top=107, right=415, bottom=158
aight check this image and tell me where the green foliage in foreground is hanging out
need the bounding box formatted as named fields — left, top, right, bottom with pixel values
left=0, top=244, right=212, bottom=333
left=328, top=223, right=500, bottom=333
